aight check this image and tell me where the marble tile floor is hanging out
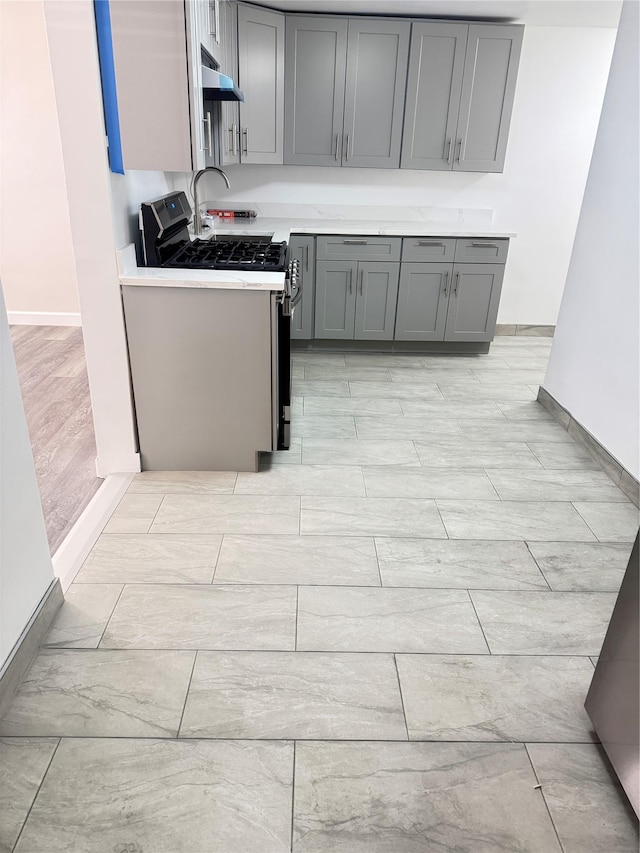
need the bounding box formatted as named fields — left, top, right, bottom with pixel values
left=2, top=338, right=638, bottom=852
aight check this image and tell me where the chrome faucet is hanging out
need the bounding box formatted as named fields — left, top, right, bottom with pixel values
left=192, top=166, right=231, bottom=236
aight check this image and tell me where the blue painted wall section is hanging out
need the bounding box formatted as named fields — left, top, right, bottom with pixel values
left=93, top=0, right=124, bottom=174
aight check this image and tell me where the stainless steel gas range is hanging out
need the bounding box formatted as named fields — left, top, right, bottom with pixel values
left=120, top=192, right=299, bottom=471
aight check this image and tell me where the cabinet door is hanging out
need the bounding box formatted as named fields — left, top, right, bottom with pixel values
left=454, top=25, right=523, bottom=173
left=354, top=263, right=400, bottom=341
left=314, top=261, right=357, bottom=339
left=110, top=0, right=194, bottom=171
left=342, top=19, right=410, bottom=168
left=289, top=236, right=316, bottom=340
left=284, top=17, right=348, bottom=166
left=219, top=0, right=240, bottom=166
left=444, top=264, right=505, bottom=342
left=237, top=3, right=285, bottom=164
left=395, top=263, right=451, bottom=341
left=400, top=22, right=467, bottom=171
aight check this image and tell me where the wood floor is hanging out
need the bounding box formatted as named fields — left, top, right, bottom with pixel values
left=9, top=325, right=103, bottom=555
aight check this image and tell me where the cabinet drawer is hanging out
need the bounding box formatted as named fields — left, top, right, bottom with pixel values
left=402, top=237, right=456, bottom=262
left=454, top=238, right=509, bottom=263
left=316, top=235, right=401, bottom=262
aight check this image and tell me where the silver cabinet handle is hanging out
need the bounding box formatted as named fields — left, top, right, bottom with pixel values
left=359, top=268, right=364, bottom=295
left=456, top=138, right=462, bottom=163
left=418, top=240, right=444, bottom=247
left=242, top=127, right=248, bottom=155
left=305, top=244, right=309, bottom=271
left=230, top=123, right=239, bottom=156
left=203, top=113, right=213, bottom=156
left=471, top=241, right=499, bottom=248
left=349, top=268, right=353, bottom=295
left=343, top=239, right=368, bottom=245
left=210, top=0, right=220, bottom=42
left=334, top=133, right=340, bottom=161
left=228, top=126, right=235, bottom=154
left=454, top=271, right=460, bottom=296
left=443, top=270, right=449, bottom=297
left=345, top=133, right=351, bottom=161
left=446, top=137, right=453, bottom=166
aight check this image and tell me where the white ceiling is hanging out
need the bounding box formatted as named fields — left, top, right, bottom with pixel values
left=264, top=0, right=622, bottom=28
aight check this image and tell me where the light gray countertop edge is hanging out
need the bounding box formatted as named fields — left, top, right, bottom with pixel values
left=118, top=219, right=516, bottom=290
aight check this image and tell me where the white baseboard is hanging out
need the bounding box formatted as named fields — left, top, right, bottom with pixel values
left=52, top=472, right=134, bottom=592
left=8, top=311, right=82, bottom=326
left=95, top=452, right=141, bottom=478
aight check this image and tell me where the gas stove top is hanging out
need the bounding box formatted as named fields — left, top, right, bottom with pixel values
left=166, top=237, right=288, bottom=272
left=140, top=192, right=289, bottom=273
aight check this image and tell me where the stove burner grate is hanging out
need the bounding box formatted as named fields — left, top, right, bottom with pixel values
left=167, top=239, right=287, bottom=272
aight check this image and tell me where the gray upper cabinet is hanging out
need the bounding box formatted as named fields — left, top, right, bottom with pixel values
left=444, top=263, right=505, bottom=341
left=284, top=17, right=409, bottom=168
left=395, top=263, right=451, bottom=341
left=455, top=25, right=523, bottom=172
left=219, top=0, right=240, bottom=166
left=342, top=20, right=410, bottom=168
left=237, top=3, right=285, bottom=164
left=289, top=236, right=316, bottom=340
left=400, top=22, right=467, bottom=171
left=401, top=22, right=523, bottom=173
left=284, top=17, right=348, bottom=166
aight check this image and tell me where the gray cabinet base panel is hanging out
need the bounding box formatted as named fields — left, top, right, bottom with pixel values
left=292, top=340, right=490, bottom=354
left=123, top=286, right=274, bottom=473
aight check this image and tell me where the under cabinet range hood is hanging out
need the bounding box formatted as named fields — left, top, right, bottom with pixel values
left=201, top=66, right=244, bottom=101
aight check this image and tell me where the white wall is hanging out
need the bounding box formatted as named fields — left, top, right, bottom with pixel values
left=190, top=24, right=616, bottom=325
left=110, top=170, right=171, bottom=256
left=0, top=0, right=79, bottom=317
left=43, top=0, right=140, bottom=476
left=544, top=1, right=639, bottom=478
left=0, top=289, right=55, bottom=669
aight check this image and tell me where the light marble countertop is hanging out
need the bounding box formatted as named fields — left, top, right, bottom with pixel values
left=117, top=208, right=516, bottom=291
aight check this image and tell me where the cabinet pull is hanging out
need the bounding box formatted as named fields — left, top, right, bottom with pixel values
left=305, top=244, right=309, bottom=271
left=242, top=127, right=248, bottom=155
left=203, top=113, right=213, bottom=157
left=456, top=138, right=462, bottom=163
left=359, top=268, right=364, bottom=295
left=210, top=0, right=220, bottom=43
left=334, top=133, right=340, bottom=161
left=443, top=270, right=449, bottom=297
left=446, top=137, right=453, bottom=166
left=470, top=241, right=499, bottom=248
left=345, top=133, right=351, bottom=161
left=231, top=123, right=239, bottom=156
left=418, top=240, right=444, bottom=247
left=349, top=268, right=353, bottom=295
left=343, top=239, right=368, bottom=245
left=454, top=271, right=460, bottom=296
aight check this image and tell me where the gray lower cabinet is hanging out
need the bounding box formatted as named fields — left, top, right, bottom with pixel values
left=444, top=263, right=505, bottom=341
left=395, top=263, right=450, bottom=341
left=314, top=260, right=399, bottom=340
left=289, top=235, right=316, bottom=340
left=396, top=258, right=506, bottom=343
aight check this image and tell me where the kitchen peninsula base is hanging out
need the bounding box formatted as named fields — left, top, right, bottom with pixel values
left=122, top=285, right=277, bottom=472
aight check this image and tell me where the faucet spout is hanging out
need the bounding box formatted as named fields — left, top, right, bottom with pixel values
left=192, top=166, right=231, bottom=236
